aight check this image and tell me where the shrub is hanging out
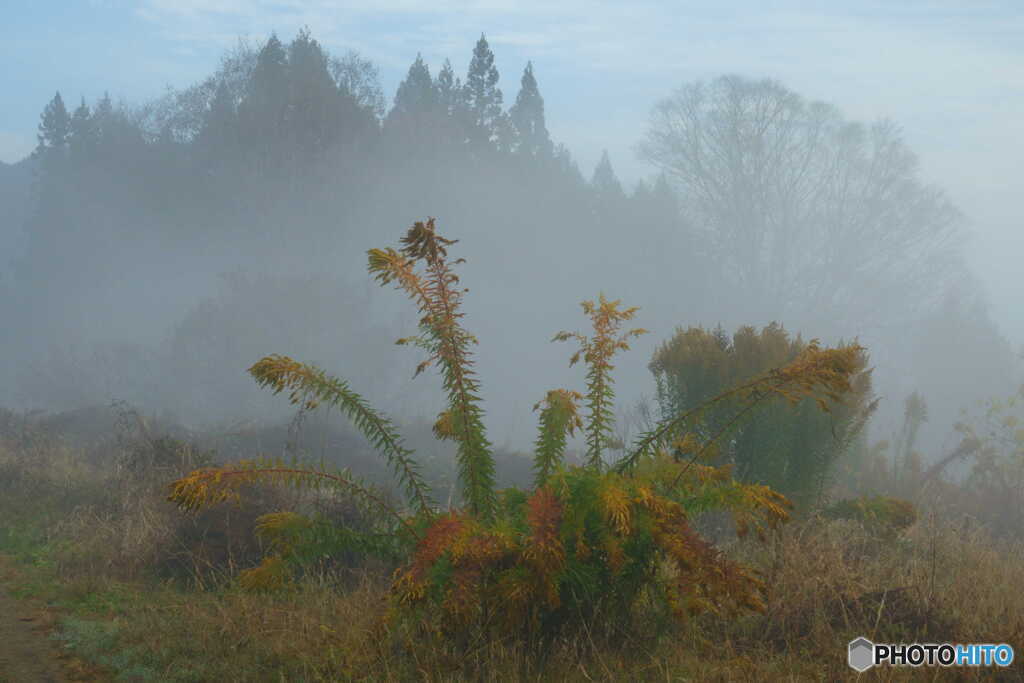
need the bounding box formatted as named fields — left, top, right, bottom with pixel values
left=649, top=324, right=875, bottom=509
left=822, top=495, right=917, bottom=540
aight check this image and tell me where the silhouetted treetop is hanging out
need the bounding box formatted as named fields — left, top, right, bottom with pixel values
left=463, top=34, right=504, bottom=151
left=35, top=91, right=70, bottom=157
left=509, top=61, right=552, bottom=159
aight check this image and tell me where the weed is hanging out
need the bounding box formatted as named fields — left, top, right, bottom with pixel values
left=169, top=218, right=863, bottom=659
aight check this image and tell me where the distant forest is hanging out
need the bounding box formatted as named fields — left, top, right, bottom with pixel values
left=1, top=30, right=1017, bottom=449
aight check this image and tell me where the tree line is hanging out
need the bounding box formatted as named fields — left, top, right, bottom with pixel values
left=7, top=27, right=999, bottom=459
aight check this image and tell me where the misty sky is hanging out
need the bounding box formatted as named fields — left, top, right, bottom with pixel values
left=3, top=0, right=1022, bottom=338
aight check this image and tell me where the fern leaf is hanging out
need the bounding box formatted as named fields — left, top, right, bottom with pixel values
left=555, top=294, right=646, bottom=469
left=168, top=458, right=419, bottom=540
left=370, top=219, right=496, bottom=518
left=248, top=355, right=434, bottom=515
left=597, top=475, right=632, bottom=535
left=532, top=389, right=583, bottom=486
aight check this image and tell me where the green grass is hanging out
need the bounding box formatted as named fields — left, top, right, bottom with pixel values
left=3, top=422, right=1024, bottom=681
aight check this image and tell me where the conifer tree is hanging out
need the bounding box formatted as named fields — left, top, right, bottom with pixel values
left=239, top=33, right=289, bottom=173
left=92, top=92, right=113, bottom=145
left=631, top=179, right=650, bottom=202
left=388, top=54, right=436, bottom=127
left=591, top=150, right=624, bottom=200
left=86, top=92, right=145, bottom=163
left=35, top=91, right=70, bottom=157
left=554, top=143, right=586, bottom=187
left=650, top=173, right=677, bottom=219
left=433, top=58, right=468, bottom=148
left=463, top=34, right=504, bottom=150
left=287, top=29, right=346, bottom=161
left=252, top=33, right=288, bottom=96
left=509, top=61, right=552, bottom=158
left=435, top=58, right=459, bottom=117
left=68, top=97, right=95, bottom=160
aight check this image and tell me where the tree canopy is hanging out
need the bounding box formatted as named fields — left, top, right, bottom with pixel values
left=638, top=75, right=965, bottom=332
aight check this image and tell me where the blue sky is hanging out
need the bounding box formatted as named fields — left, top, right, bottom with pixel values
left=3, top=0, right=1023, bottom=336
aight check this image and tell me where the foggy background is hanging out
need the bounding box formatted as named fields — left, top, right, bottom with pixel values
left=1, top=2, right=1021, bottom=474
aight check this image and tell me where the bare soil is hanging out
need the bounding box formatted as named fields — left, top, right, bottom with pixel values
left=0, top=557, right=102, bottom=682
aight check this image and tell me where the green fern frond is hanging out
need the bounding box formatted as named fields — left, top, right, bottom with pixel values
left=248, top=355, right=434, bottom=515
left=532, top=389, right=584, bottom=486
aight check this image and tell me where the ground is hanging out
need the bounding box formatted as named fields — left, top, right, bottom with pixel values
left=0, top=557, right=98, bottom=683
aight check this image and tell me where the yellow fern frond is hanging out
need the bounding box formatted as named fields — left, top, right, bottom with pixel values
left=168, top=461, right=419, bottom=538
left=432, top=410, right=457, bottom=441
left=598, top=478, right=632, bottom=535
left=555, top=294, right=648, bottom=468
left=532, top=388, right=584, bottom=486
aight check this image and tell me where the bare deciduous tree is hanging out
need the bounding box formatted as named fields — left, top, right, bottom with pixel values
left=638, top=75, right=965, bottom=334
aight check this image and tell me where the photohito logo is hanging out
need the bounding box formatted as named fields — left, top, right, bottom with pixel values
left=848, top=637, right=1014, bottom=672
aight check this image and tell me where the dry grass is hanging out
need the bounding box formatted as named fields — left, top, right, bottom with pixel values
left=2, top=410, right=1024, bottom=681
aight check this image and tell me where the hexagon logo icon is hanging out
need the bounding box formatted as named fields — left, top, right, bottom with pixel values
left=848, top=637, right=875, bottom=672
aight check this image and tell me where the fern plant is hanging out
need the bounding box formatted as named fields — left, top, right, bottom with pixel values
left=553, top=295, right=647, bottom=469
left=531, top=389, right=583, bottom=487
left=168, top=218, right=866, bottom=645
left=368, top=220, right=495, bottom=518
left=392, top=458, right=793, bottom=644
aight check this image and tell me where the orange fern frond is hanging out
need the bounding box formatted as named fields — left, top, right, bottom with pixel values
left=394, top=513, right=466, bottom=604
left=168, top=461, right=418, bottom=539
left=523, top=487, right=565, bottom=575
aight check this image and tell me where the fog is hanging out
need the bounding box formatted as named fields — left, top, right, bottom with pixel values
left=1, top=15, right=1021, bottom=484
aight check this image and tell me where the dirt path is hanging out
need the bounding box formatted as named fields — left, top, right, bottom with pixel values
left=0, top=586, right=67, bottom=682
left=0, top=557, right=103, bottom=683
